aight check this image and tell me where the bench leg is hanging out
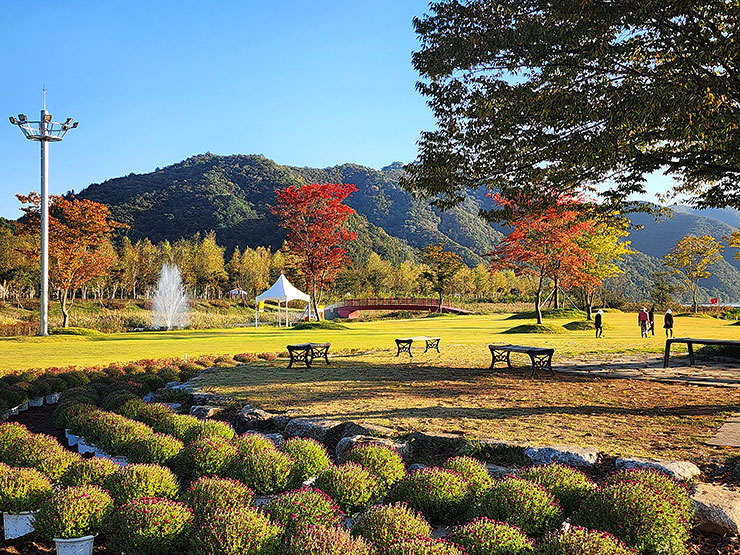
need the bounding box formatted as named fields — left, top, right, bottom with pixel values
left=489, top=349, right=509, bottom=370
left=311, top=346, right=330, bottom=365
left=506, top=351, right=512, bottom=368
left=663, top=340, right=671, bottom=368
left=425, top=339, right=440, bottom=354
left=396, top=341, right=412, bottom=357
left=288, top=353, right=295, bottom=368
left=688, top=342, right=695, bottom=366
left=529, top=353, right=554, bottom=378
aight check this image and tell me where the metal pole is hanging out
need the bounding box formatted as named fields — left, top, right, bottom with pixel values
left=39, top=110, right=49, bottom=336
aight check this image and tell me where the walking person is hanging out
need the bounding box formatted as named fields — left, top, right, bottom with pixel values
left=594, top=310, right=604, bottom=338
left=664, top=309, right=674, bottom=338
left=648, top=306, right=655, bottom=336
left=638, top=307, right=649, bottom=338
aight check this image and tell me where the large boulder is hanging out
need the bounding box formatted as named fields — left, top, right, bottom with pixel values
left=615, top=457, right=701, bottom=481
left=323, top=422, right=396, bottom=450
left=284, top=418, right=339, bottom=443
left=189, top=405, right=222, bottom=419
left=191, top=392, right=229, bottom=405
left=524, top=445, right=599, bottom=467
left=691, top=483, right=740, bottom=536
left=233, top=406, right=278, bottom=434
left=335, top=435, right=408, bottom=462
left=403, top=432, right=468, bottom=463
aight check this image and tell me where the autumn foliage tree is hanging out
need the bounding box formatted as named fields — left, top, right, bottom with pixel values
left=663, top=235, right=723, bottom=313
left=487, top=197, right=598, bottom=324
left=270, top=183, right=357, bottom=318
left=17, top=193, right=125, bottom=327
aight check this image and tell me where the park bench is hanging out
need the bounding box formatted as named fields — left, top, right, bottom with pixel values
left=395, top=336, right=441, bottom=357
left=287, top=342, right=331, bottom=368
left=488, top=344, right=555, bottom=377
left=663, top=338, right=740, bottom=368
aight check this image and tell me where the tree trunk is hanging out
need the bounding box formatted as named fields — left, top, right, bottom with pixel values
left=311, top=279, right=319, bottom=322
left=61, top=289, right=71, bottom=328
left=692, top=287, right=698, bottom=313
left=535, top=274, right=544, bottom=325
left=553, top=276, right=560, bottom=309
left=438, top=291, right=443, bottom=313
left=585, top=290, right=593, bottom=320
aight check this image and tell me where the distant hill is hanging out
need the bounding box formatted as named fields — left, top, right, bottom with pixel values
left=77, top=153, right=740, bottom=303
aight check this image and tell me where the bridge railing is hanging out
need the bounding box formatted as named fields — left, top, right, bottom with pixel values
left=334, top=297, right=451, bottom=308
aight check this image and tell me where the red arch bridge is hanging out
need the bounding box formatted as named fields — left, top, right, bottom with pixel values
left=324, top=297, right=471, bottom=319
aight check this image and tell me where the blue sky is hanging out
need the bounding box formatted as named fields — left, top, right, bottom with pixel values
left=0, top=1, right=675, bottom=220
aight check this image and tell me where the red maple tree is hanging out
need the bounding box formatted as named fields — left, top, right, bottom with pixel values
left=270, top=183, right=357, bottom=318
left=487, top=195, right=598, bottom=324
left=16, top=193, right=126, bottom=327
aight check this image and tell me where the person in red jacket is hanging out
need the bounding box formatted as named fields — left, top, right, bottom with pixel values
left=638, top=308, right=650, bottom=338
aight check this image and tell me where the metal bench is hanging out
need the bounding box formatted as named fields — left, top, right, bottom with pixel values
left=395, top=336, right=441, bottom=357
left=287, top=342, right=331, bottom=368
left=664, top=338, right=740, bottom=368
left=488, top=344, right=555, bottom=377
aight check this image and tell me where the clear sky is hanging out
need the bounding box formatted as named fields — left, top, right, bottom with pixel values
left=0, top=1, right=675, bottom=221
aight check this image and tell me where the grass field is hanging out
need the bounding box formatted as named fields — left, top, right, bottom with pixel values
left=2, top=310, right=738, bottom=464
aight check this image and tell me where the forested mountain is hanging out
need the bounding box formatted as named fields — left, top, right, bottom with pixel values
left=77, top=153, right=740, bottom=302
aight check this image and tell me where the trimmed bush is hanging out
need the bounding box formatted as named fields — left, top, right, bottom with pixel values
left=346, top=443, right=406, bottom=494
left=60, top=457, right=119, bottom=487
left=175, top=436, right=238, bottom=481
left=0, top=422, right=30, bottom=463
left=572, top=481, right=690, bottom=555
left=518, top=464, right=595, bottom=515
left=535, top=526, right=636, bottom=555
left=263, top=487, right=343, bottom=534
left=603, top=468, right=692, bottom=528
left=10, top=433, right=80, bottom=481
left=191, top=507, right=282, bottom=555
left=443, top=456, right=494, bottom=498
left=389, top=468, right=469, bottom=524
left=473, top=477, right=563, bottom=537
left=232, top=432, right=278, bottom=456
left=182, top=476, right=254, bottom=523
left=0, top=467, right=53, bottom=513
left=34, top=485, right=113, bottom=540
left=285, top=524, right=373, bottom=555
left=128, top=432, right=184, bottom=465
left=160, top=414, right=202, bottom=440
left=106, top=463, right=180, bottom=503
left=386, top=537, right=466, bottom=555
left=229, top=448, right=297, bottom=495
left=97, top=417, right=154, bottom=454
left=314, top=462, right=379, bottom=515
left=107, top=497, right=193, bottom=555
left=234, top=353, right=258, bottom=363
left=101, top=390, right=140, bottom=411
left=184, top=420, right=235, bottom=443
left=281, top=437, right=332, bottom=484
left=449, top=517, right=534, bottom=555
left=351, top=502, right=432, bottom=550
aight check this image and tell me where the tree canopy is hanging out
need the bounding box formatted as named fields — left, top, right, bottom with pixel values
left=403, top=0, right=740, bottom=215
left=663, top=234, right=723, bottom=312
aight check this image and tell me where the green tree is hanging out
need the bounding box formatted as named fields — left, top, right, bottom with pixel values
left=650, top=271, right=681, bottom=308
left=420, top=244, right=465, bottom=312
left=403, top=1, right=740, bottom=214
left=663, top=235, right=723, bottom=313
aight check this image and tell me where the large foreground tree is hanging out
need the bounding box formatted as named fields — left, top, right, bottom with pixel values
left=270, top=183, right=358, bottom=318
left=403, top=1, right=740, bottom=215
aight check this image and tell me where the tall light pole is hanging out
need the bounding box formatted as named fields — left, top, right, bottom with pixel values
left=9, top=97, right=78, bottom=336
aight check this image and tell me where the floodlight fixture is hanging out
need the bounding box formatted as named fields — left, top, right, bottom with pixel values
left=8, top=92, right=78, bottom=336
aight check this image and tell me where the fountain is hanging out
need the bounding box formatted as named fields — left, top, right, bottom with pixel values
left=152, top=264, right=189, bottom=330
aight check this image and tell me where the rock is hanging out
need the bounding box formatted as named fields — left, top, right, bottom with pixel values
left=233, top=407, right=277, bottom=434
left=691, top=483, right=740, bottom=536
left=272, top=415, right=291, bottom=431
left=408, top=463, right=428, bottom=472
left=164, top=381, right=180, bottom=389
left=335, top=435, right=409, bottom=462
left=470, top=438, right=529, bottom=465
left=615, top=457, right=701, bottom=481
left=524, top=445, right=599, bottom=467
left=192, top=392, right=229, bottom=405
left=158, top=403, right=182, bottom=412
left=485, top=463, right=515, bottom=478
left=190, top=405, right=222, bottom=419
left=323, top=421, right=396, bottom=450
left=284, top=418, right=338, bottom=443
left=263, top=433, right=286, bottom=448
left=404, top=432, right=467, bottom=463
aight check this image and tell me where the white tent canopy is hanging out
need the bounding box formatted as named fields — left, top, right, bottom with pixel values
left=255, top=274, right=309, bottom=327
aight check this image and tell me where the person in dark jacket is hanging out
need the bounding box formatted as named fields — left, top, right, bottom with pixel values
left=648, top=306, right=655, bottom=336
left=664, top=309, right=674, bottom=338
left=594, top=310, right=603, bottom=338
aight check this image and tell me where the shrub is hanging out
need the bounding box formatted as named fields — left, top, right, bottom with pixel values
left=449, top=517, right=534, bottom=555
left=59, top=371, right=91, bottom=387
left=183, top=419, right=235, bottom=443
left=234, top=353, right=258, bottom=363
left=314, top=462, right=379, bottom=515
left=60, top=457, right=119, bottom=487
left=346, top=443, right=406, bottom=494
left=572, top=481, right=690, bottom=555
left=0, top=467, right=53, bottom=513
left=263, top=487, right=343, bottom=534
left=182, top=476, right=254, bottom=523
left=0, top=422, right=30, bottom=462
left=175, top=436, right=238, bottom=481
left=443, top=456, right=494, bottom=498
left=232, top=432, right=278, bottom=456
left=518, top=464, right=595, bottom=515
left=54, top=400, right=97, bottom=428
left=389, top=468, right=469, bottom=524
left=535, top=526, right=636, bottom=555
left=281, top=437, right=332, bottom=484
left=97, top=417, right=154, bottom=454
left=473, top=477, right=563, bottom=537
left=128, top=432, right=184, bottom=465
left=351, top=502, right=432, bottom=550
left=156, top=365, right=181, bottom=383
left=45, top=376, right=69, bottom=394
left=285, top=525, right=373, bottom=555
left=229, top=448, right=296, bottom=495
left=603, top=468, right=692, bottom=528
left=102, top=390, right=140, bottom=411
left=386, top=537, right=466, bottom=555
left=107, top=497, right=193, bottom=555
left=10, top=433, right=80, bottom=481
left=34, top=485, right=113, bottom=540
left=191, top=507, right=282, bottom=555
left=106, top=463, right=180, bottom=503
left=160, top=413, right=202, bottom=440
left=258, top=352, right=278, bottom=361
